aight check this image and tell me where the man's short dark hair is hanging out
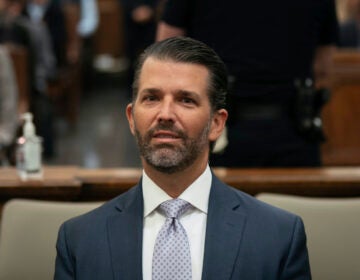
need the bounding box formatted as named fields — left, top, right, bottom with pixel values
left=132, top=36, right=228, bottom=111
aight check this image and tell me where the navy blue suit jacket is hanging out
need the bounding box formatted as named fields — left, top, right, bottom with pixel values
left=55, top=174, right=311, bottom=279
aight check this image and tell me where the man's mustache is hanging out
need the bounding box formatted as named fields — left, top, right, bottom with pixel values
left=146, top=123, right=187, bottom=139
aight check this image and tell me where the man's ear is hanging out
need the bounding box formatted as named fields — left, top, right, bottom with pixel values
left=126, top=103, right=135, bottom=135
left=208, top=109, right=228, bottom=142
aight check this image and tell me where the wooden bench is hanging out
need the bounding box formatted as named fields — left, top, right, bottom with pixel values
left=0, top=166, right=359, bottom=203
left=0, top=166, right=359, bottom=222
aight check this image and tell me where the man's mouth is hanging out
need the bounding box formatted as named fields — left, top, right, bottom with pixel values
left=153, top=131, right=180, bottom=139
left=151, top=130, right=183, bottom=144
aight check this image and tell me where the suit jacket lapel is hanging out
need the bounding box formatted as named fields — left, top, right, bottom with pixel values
left=107, top=183, right=144, bottom=280
left=202, top=175, right=247, bottom=280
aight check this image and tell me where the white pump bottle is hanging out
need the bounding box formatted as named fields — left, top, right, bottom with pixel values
left=16, top=113, right=42, bottom=180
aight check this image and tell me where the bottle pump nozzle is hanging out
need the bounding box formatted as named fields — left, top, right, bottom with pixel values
left=21, top=113, right=36, bottom=138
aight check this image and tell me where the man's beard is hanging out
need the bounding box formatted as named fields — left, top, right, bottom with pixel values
left=134, top=121, right=211, bottom=174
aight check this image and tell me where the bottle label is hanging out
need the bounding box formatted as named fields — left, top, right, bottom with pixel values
left=24, top=141, right=41, bottom=172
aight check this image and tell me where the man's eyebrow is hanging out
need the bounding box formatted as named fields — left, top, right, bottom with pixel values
left=176, top=90, right=200, bottom=98
left=139, top=88, right=200, bottom=96
left=139, top=88, right=161, bottom=95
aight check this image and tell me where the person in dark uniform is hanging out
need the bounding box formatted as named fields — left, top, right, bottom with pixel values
left=157, top=0, right=339, bottom=167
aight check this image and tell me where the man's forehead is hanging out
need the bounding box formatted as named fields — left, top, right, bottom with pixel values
left=135, top=57, right=212, bottom=105
left=139, top=57, right=210, bottom=86
left=139, top=57, right=210, bottom=83
left=141, top=56, right=207, bottom=71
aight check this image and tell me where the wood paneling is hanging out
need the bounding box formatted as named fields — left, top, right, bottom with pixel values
left=94, top=0, right=124, bottom=57
left=321, top=50, right=360, bottom=165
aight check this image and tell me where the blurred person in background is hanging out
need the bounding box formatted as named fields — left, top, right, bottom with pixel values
left=119, top=0, right=159, bottom=94
left=24, top=0, right=67, bottom=68
left=61, top=0, right=98, bottom=64
left=0, top=45, right=19, bottom=165
left=62, top=0, right=98, bottom=91
left=338, top=0, right=360, bottom=47
left=0, top=0, right=57, bottom=159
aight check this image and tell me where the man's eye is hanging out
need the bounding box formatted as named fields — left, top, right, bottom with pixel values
left=143, top=95, right=158, bottom=102
left=181, top=97, right=196, bottom=104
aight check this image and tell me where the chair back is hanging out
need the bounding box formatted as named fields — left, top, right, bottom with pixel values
left=256, top=193, right=360, bottom=280
left=0, top=199, right=103, bottom=280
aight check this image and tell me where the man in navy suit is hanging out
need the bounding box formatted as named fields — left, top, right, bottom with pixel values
left=55, top=37, right=311, bottom=280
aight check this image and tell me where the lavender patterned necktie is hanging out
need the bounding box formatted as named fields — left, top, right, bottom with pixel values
left=152, top=199, right=192, bottom=280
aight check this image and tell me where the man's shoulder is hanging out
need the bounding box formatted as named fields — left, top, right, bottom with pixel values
left=61, top=184, right=141, bottom=231
left=237, top=188, right=298, bottom=217
left=222, top=186, right=305, bottom=243
left=215, top=178, right=300, bottom=224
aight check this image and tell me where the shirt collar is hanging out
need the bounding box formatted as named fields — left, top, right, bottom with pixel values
left=142, top=165, right=212, bottom=217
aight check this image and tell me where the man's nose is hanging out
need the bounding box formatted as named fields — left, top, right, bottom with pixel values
left=157, top=99, right=176, bottom=122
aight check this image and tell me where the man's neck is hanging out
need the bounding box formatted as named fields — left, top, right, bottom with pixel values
left=143, top=159, right=208, bottom=198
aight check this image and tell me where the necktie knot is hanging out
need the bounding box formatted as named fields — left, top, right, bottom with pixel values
left=159, top=199, right=191, bottom=219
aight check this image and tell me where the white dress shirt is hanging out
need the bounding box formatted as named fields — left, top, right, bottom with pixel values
left=142, top=165, right=212, bottom=280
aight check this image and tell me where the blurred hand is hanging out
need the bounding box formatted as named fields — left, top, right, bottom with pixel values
left=132, top=5, right=154, bottom=24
